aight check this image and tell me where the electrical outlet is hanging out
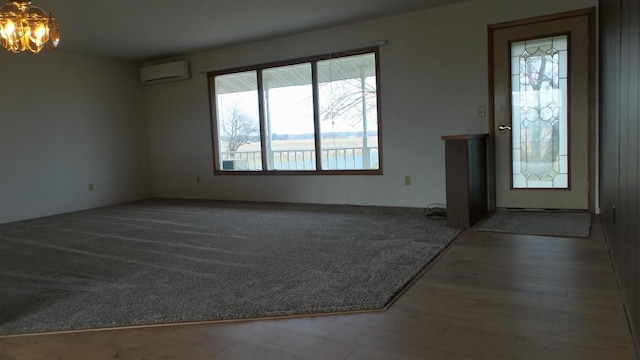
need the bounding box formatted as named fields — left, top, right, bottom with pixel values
left=88, top=183, right=94, bottom=191
left=405, top=176, right=411, bottom=186
left=478, top=106, right=486, bottom=117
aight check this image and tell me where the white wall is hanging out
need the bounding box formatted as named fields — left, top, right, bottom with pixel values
left=0, top=50, right=152, bottom=224
left=146, top=0, right=597, bottom=208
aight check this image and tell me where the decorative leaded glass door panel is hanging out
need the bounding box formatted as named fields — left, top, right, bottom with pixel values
left=490, top=12, right=593, bottom=210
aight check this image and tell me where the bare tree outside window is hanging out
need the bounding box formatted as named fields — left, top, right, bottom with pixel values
left=319, top=78, right=377, bottom=127
left=220, top=105, right=259, bottom=152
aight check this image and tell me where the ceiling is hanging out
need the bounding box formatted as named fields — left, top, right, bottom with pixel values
left=41, top=0, right=467, bottom=61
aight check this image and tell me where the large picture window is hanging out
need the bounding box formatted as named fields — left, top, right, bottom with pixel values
left=209, top=48, right=381, bottom=174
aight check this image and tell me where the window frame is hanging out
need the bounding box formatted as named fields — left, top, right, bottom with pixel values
left=208, top=47, right=383, bottom=176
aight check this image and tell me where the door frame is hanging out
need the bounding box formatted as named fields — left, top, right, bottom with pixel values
left=487, top=8, right=597, bottom=212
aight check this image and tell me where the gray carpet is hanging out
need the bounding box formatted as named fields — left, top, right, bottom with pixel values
left=0, top=199, right=459, bottom=336
left=477, top=210, right=591, bottom=237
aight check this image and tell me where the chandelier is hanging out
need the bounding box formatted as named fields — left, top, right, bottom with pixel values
left=0, top=0, right=59, bottom=54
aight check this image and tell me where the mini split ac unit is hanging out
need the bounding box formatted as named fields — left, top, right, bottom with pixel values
left=139, top=60, right=191, bottom=85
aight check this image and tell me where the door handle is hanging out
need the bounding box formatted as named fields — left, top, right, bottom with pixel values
left=498, top=125, right=512, bottom=131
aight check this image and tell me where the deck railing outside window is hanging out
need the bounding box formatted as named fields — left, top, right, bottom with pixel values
left=221, top=146, right=379, bottom=171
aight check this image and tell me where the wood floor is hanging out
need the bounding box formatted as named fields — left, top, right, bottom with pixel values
left=0, top=218, right=637, bottom=360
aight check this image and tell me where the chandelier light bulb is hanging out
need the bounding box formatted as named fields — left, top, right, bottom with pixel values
left=0, top=0, right=59, bottom=54
left=2, top=18, right=14, bottom=35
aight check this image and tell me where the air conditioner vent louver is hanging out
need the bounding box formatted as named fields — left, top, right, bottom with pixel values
left=140, top=60, right=190, bottom=85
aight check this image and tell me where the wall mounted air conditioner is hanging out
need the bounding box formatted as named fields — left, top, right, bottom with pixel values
left=140, top=60, right=190, bottom=85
